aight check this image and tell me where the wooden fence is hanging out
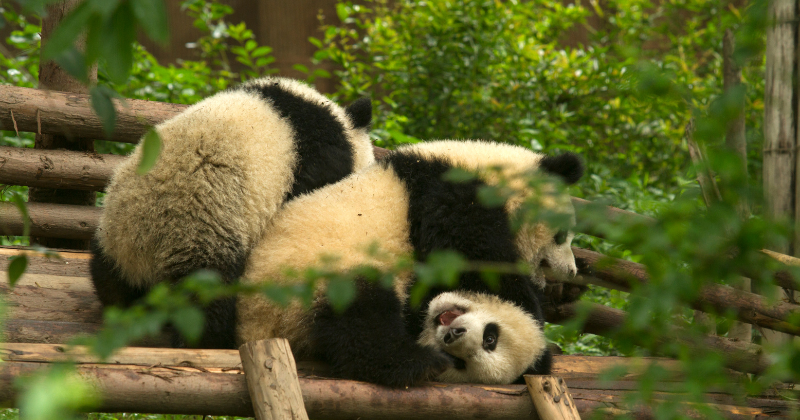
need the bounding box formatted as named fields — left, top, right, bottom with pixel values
left=1, top=82, right=799, bottom=417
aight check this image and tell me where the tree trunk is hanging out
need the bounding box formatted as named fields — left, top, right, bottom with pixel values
left=28, top=0, right=98, bottom=250
left=762, top=0, right=797, bottom=345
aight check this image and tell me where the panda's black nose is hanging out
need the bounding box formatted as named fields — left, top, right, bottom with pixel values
left=444, top=327, right=467, bottom=344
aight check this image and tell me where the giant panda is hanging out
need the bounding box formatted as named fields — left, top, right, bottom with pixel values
left=91, top=77, right=375, bottom=349
left=236, top=139, right=583, bottom=387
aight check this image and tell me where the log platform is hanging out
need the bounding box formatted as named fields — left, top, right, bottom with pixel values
left=0, top=246, right=795, bottom=418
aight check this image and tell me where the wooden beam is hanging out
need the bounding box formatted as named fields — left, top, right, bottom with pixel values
left=0, top=146, right=124, bottom=191
left=543, top=302, right=768, bottom=375
left=0, top=84, right=186, bottom=144
left=0, top=202, right=99, bottom=239
left=239, top=339, right=309, bottom=420
left=525, top=376, right=581, bottom=420
left=570, top=247, right=800, bottom=336
left=0, top=357, right=791, bottom=419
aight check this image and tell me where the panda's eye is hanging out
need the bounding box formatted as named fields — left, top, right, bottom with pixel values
left=483, top=323, right=499, bottom=351
left=554, top=229, right=568, bottom=245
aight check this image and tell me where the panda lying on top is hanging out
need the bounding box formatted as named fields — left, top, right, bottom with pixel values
left=237, top=140, right=584, bottom=387
left=91, top=77, right=374, bottom=349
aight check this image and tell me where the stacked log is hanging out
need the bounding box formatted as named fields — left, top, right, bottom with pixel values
left=0, top=343, right=793, bottom=419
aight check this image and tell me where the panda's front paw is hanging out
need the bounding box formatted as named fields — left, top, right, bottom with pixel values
left=378, top=345, right=453, bottom=388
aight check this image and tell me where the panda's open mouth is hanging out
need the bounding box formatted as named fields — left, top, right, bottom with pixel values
left=437, top=308, right=465, bottom=326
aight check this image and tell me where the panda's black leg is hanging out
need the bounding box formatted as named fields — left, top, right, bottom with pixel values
left=311, top=280, right=453, bottom=388
left=195, top=296, right=238, bottom=349
left=89, top=239, right=148, bottom=308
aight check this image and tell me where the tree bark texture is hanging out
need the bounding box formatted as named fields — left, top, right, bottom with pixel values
left=543, top=302, right=768, bottom=375
left=572, top=248, right=800, bottom=335
left=763, top=0, right=798, bottom=345
left=29, top=0, right=99, bottom=250
left=0, top=146, right=124, bottom=191
left=239, top=339, right=309, bottom=420
left=0, top=353, right=793, bottom=419
left=525, top=376, right=581, bottom=420
left=0, top=202, right=99, bottom=239
left=0, top=85, right=187, bottom=144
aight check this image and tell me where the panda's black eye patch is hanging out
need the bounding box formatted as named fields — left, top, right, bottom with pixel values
left=483, top=323, right=499, bottom=351
left=554, top=229, right=568, bottom=245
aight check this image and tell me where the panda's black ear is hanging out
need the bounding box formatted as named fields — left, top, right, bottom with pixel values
left=539, top=152, right=584, bottom=185
left=346, top=97, right=372, bottom=129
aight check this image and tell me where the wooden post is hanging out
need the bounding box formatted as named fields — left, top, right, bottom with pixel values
left=762, top=0, right=797, bottom=345
left=28, top=0, right=98, bottom=250
left=525, top=376, right=581, bottom=420
left=239, top=339, right=309, bottom=420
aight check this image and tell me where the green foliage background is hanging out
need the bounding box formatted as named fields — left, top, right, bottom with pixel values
left=2, top=0, right=799, bottom=419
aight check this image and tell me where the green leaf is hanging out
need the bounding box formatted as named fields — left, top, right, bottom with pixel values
left=131, top=0, right=169, bottom=44
left=327, top=277, right=356, bottom=313
left=443, top=167, right=477, bottom=183
left=8, top=255, right=28, bottom=287
left=245, top=39, right=256, bottom=51
left=336, top=3, right=350, bottom=21
left=313, top=68, right=331, bottom=78
left=293, top=64, right=309, bottom=74
left=90, top=85, right=117, bottom=137
left=171, top=306, right=204, bottom=344
left=308, top=36, right=322, bottom=48
left=252, top=46, right=272, bottom=57
left=10, top=191, right=31, bottom=238
left=137, top=129, right=162, bottom=175
left=41, top=1, right=93, bottom=61
left=103, top=2, right=137, bottom=84
left=388, top=130, right=419, bottom=144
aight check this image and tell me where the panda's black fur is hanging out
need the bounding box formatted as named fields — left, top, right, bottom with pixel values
left=237, top=140, right=584, bottom=387
left=91, top=77, right=374, bottom=349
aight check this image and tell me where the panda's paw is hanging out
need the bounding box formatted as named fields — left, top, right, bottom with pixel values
left=379, top=346, right=453, bottom=388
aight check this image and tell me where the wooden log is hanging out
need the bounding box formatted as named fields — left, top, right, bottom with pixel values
left=0, top=343, right=686, bottom=384
left=525, top=376, right=581, bottom=420
left=0, top=359, right=792, bottom=419
left=0, top=343, right=242, bottom=369
left=544, top=302, right=768, bottom=375
left=0, top=146, right=124, bottom=191
left=572, top=247, right=800, bottom=336
left=29, top=0, right=100, bottom=250
left=0, top=202, right=99, bottom=239
left=239, top=339, right=309, bottom=420
left=3, top=319, right=100, bottom=343
left=0, top=85, right=186, bottom=144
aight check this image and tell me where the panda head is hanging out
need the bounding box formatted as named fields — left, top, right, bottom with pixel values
left=516, top=152, right=584, bottom=288
left=417, top=291, right=548, bottom=384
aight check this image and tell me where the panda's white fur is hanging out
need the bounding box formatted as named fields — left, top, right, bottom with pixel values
left=418, top=291, right=547, bottom=384
left=237, top=139, right=583, bottom=387
left=91, top=77, right=374, bottom=349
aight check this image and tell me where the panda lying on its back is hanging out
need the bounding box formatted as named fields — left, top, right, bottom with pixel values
left=91, top=77, right=374, bottom=349
left=237, top=140, right=583, bottom=387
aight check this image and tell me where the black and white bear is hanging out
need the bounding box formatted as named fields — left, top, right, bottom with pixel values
left=236, top=140, right=583, bottom=387
left=91, top=77, right=374, bottom=349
